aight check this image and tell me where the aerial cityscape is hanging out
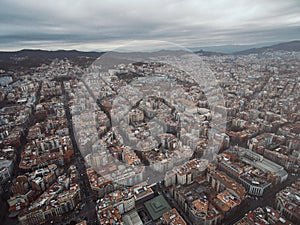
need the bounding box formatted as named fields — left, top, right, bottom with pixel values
left=0, top=1, right=300, bottom=225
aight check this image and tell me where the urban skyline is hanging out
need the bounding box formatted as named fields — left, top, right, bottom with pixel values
left=0, top=1, right=299, bottom=225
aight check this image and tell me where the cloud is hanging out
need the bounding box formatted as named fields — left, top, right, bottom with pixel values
left=0, top=0, right=299, bottom=50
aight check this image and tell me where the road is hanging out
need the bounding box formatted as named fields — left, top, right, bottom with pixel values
left=222, top=173, right=300, bottom=225
left=61, top=80, right=98, bottom=225
left=158, top=183, right=193, bottom=225
left=154, top=173, right=299, bottom=225
left=0, top=81, right=43, bottom=225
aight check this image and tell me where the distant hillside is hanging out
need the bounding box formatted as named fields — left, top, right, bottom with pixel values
left=194, top=49, right=225, bottom=56
left=1, top=41, right=299, bottom=72
left=234, top=40, right=300, bottom=55
left=0, top=49, right=103, bottom=71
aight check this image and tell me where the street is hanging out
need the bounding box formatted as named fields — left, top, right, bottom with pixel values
left=61, top=80, right=98, bottom=225
left=222, top=173, right=300, bottom=225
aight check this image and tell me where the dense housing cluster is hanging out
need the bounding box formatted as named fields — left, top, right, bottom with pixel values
left=0, top=49, right=299, bottom=225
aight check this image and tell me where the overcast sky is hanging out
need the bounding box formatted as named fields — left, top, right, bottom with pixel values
left=0, top=0, right=299, bottom=51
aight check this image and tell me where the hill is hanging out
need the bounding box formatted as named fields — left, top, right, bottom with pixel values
left=0, top=49, right=103, bottom=71
left=234, top=40, right=300, bottom=55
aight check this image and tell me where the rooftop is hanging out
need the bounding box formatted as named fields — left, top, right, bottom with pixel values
left=144, top=195, right=172, bottom=221
left=163, top=208, right=187, bottom=225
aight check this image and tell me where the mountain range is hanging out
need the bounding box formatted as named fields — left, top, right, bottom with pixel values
left=232, top=40, right=300, bottom=55
left=193, top=40, right=300, bottom=54
left=0, top=40, right=299, bottom=71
